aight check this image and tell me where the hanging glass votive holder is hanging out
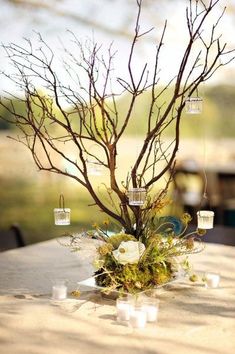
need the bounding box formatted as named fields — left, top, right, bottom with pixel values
left=86, top=144, right=103, bottom=176
left=87, top=161, right=102, bottom=176
left=185, top=97, right=203, bottom=114
left=54, top=194, right=71, bottom=225
left=128, top=188, right=146, bottom=206
left=197, top=210, right=214, bottom=229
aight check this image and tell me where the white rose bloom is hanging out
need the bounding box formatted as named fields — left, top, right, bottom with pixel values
left=112, top=240, right=145, bottom=265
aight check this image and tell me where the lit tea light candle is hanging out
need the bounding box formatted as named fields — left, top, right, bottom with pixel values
left=143, top=298, right=160, bottom=322
left=205, top=273, right=220, bottom=289
left=52, top=280, right=67, bottom=300
left=116, top=298, right=132, bottom=321
left=129, top=306, right=147, bottom=329
left=197, top=210, right=214, bottom=229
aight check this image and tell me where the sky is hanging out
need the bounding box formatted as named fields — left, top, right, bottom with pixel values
left=0, top=0, right=235, bottom=96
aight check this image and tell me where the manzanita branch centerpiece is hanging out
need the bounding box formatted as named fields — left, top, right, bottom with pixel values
left=0, top=0, right=234, bottom=294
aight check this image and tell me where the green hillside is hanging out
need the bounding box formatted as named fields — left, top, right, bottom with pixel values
left=2, top=84, right=234, bottom=137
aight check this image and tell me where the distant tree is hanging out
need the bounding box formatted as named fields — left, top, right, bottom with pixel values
left=206, top=85, right=235, bottom=137
left=0, top=99, right=26, bottom=130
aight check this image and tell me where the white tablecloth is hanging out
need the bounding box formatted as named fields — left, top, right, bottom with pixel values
left=0, top=238, right=235, bottom=354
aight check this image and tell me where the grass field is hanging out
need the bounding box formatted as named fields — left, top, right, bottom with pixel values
left=1, top=132, right=163, bottom=244
left=0, top=132, right=112, bottom=244
left=0, top=177, right=103, bottom=245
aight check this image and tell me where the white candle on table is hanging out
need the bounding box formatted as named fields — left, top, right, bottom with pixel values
left=129, top=307, right=146, bottom=328
left=142, top=297, right=159, bottom=322
left=205, top=273, right=220, bottom=288
left=116, top=298, right=132, bottom=321
left=52, top=285, right=67, bottom=300
left=144, top=304, right=159, bottom=322
left=116, top=303, right=131, bottom=321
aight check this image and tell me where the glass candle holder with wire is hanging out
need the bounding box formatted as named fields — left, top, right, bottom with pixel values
left=197, top=210, right=214, bottom=229
left=128, top=188, right=146, bottom=206
left=86, top=144, right=104, bottom=176
left=54, top=194, right=71, bottom=225
left=185, top=97, right=203, bottom=114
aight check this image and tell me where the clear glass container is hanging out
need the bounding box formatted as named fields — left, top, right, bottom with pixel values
left=116, top=296, right=133, bottom=321
left=54, top=208, right=71, bottom=225
left=129, top=304, right=147, bottom=329
left=52, top=279, right=67, bottom=300
left=87, top=161, right=102, bottom=176
left=142, top=297, right=160, bottom=323
left=128, top=188, right=146, bottom=206
left=185, top=97, right=203, bottom=114
left=204, top=272, right=220, bottom=288
left=197, top=210, right=214, bottom=229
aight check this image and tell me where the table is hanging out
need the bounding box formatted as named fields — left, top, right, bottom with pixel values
left=0, top=238, right=235, bottom=354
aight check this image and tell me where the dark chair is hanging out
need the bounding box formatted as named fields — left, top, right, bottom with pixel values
left=0, top=224, right=25, bottom=252
left=217, top=171, right=235, bottom=227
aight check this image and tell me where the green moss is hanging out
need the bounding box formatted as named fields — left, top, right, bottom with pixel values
left=150, top=262, right=173, bottom=285
left=95, top=251, right=175, bottom=294
left=189, top=274, right=198, bottom=282
left=107, top=233, right=136, bottom=249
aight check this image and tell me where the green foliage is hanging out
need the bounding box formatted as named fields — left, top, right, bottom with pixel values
left=93, top=214, right=203, bottom=294
left=94, top=263, right=134, bottom=292
left=0, top=117, right=10, bottom=130
left=95, top=252, right=175, bottom=294
left=0, top=177, right=105, bottom=245
left=0, top=99, right=25, bottom=130
left=205, top=85, right=235, bottom=138
left=0, top=92, right=66, bottom=133
left=107, top=233, right=136, bottom=249
left=107, top=84, right=235, bottom=138
left=2, top=85, right=235, bottom=139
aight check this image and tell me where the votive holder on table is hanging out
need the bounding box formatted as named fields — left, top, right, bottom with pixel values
left=129, top=304, right=147, bottom=329
left=116, top=296, right=133, bottom=322
left=197, top=210, right=214, bottom=229
left=52, top=280, right=68, bottom=300
left=142, top=297, right=160, bottom=323
left=204, top=272, right=220, bottom=289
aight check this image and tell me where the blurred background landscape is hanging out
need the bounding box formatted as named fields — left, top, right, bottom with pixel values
left=1, top=0, right=235, bottom=246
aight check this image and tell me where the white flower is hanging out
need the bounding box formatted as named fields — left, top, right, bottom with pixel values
left=112, top=240, right=145, bottom=265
